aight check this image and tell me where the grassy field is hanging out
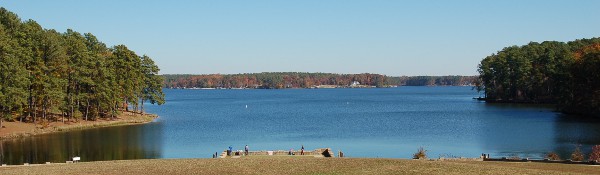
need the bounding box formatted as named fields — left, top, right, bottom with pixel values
left=1, top=157, right=599, bottom=175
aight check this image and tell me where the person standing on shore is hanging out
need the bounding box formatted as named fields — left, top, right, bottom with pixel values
left=228, top=146, right=233, bottom=156
left=301, top=145, right=304, bottom=155
left=245, top=145, right=249, bottom=156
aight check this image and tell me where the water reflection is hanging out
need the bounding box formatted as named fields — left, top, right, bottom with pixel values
left=1, top=122, right=163, bottom=165
left=480, top=103, right=600, bottom=159
left=479, top=103, right=557, bottom=158
left=552, top=115, right=600, bottom=159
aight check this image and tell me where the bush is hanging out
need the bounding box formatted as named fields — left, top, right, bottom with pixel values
left=545, top=152, right=561, bottom=161
left=413, top=147, right=427, bottom=159
left=589, top=145, right=600, bottom=162
left=571, top=145, right=585, bottom=161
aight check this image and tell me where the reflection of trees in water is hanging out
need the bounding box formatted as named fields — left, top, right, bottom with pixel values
left=1, top=123, right=163, bottom=165
left=553, top=115, right=600, bottom=159
left=479, top=104, right=600, bottom=159
left=479, top=103, right=559, bottom=159
left=479, top=107, right=600, bottom=159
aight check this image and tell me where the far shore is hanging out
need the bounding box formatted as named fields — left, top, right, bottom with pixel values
left=0, top=111, right=158, bottom=140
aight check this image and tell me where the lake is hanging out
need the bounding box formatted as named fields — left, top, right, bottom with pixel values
left=3, top=87, right=600, bottom=164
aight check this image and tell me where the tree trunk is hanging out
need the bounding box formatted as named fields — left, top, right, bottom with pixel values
left=113, top=102, right=117, bottom=119
left=85, top=99, right=89, bottom=121
left=32, top=98, right=36, bottom=124
left=42, top=98, right=47, bottom=122
left=141, top=97, right=145, bottom=114
left=27, top=70, right=32, bottom=123
left=97, top=101, right=100, bottom=119
left=70, top=97, right=74, bottom=122
left=76, top=85, right=80, bottom=122
left=0, top=139, right=3, bottom=165
left=124, top=98, right=129, bottom=112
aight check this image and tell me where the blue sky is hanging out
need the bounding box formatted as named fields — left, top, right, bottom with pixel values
left=1, top=0, right=599, bottom=76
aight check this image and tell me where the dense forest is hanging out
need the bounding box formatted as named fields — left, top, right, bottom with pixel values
left=387, top=76, right=477, bottom=86
left=163, top=73, right=387, bottom=89
left=0, top=8, right=165, bottom=127
left=477, top=37, right=600, bottom=117
left=162, top=73, right=476, bottom=89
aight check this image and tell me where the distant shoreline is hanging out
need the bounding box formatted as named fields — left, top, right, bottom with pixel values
left=162, top=73, right=477, bottom=89
left=169, top=85, right=475, bottom=90
left=0, top=111, right=158, bottom=140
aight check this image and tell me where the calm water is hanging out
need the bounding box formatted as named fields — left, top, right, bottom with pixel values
left=3, top=87, right=600, bottom=164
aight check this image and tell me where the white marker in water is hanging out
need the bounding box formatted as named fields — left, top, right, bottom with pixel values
left=245, top=105, right=248, bottom=108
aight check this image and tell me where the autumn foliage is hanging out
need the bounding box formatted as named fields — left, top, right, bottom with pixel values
left=545, top=152, right=561, bottom=161
left=590, top=145, right=600, bottom=162
left=162, top=73, right=477, bottom=89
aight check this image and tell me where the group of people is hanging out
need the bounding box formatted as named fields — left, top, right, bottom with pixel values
left=216, top=145, right=306, bottom=158
left=223, top=145, right=250, bottom=157
left=289, top=145, right=305, bottom=155
left=219, top=145, right=250, bottom=158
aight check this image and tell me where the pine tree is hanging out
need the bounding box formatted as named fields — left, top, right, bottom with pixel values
left=0, top=25, right=29, bottom=128
left=0, top=7, right=165, bottom=125
left=64, top=29, right=94, bottom=121
left=39, top=29, right=68, bottom=122
left=140, top=55, right=165, bottom=113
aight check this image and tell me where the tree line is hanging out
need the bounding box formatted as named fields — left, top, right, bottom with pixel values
left=163, top=72, right=388, bottom=89
left=477, top=37, right=600, bottom=117
left=387, top=76, right=477, bottom=86
left=0, top=8, right=165, bottom=127
left=162, top=73, right=477, bottom=89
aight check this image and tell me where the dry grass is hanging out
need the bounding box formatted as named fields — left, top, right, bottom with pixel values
left=1, top=157, right=599, bottom=175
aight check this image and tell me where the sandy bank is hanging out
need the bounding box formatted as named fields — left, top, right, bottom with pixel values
left=0, top=111, right=157, bottom=140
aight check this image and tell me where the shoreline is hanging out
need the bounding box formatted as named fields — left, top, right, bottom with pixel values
left=0, top=111, right=158, bottom=140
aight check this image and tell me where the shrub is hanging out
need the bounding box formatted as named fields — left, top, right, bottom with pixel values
left=571, top=145, right=584, bottom=161
left=413, top=147, right=427, bottom=159
left=589, top=145, right=600, bottom=162
left=545, top=152, right=561, bottom=161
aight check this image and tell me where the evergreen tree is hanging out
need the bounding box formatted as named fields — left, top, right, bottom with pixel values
left=0, top=7, right=165, bottom=124
left=0, top=25, right=29, bottom=128
left=39, top=29, right=68, bottom=122
left=111, top=45, right=142, bottom=113
left=140, top=55, right=165, bottom=113
left=63, top=29, right=94, bottom=121
left=477, top=37, right=600, bottom=117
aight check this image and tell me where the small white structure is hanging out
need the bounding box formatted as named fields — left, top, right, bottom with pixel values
left=267, top=151, right=273, bottom=156
left=350, top=81, right=360, bottom=87
left=72, top=156, right=81, bottom=163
